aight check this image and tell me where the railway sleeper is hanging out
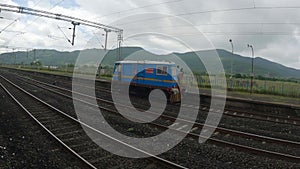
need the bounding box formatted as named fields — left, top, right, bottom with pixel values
left=55, top=129, right=85, bottom=137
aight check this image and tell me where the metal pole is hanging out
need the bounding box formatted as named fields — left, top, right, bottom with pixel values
left=104, top=29, right=111, bottom=51
left=229, top=39, right=234, bottom=90
left=105, top=30, right=108, bottom=51
left=71, top=21, right=80, bottom=46
left=13, top=48, right=16, bottom=65
left=229, top=39, right=234, bottom=76
left=117, top=31, right=123, bottom=61
left=118, top=40, right=121, bottom=61
left=26, top=49, right=29, bottom=65
left=33, top=49, right=36, bottom=61
left=247, top=44, right=254, bottom=95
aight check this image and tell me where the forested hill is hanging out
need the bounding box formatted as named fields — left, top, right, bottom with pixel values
left=0, top=47, right=299, bottom=79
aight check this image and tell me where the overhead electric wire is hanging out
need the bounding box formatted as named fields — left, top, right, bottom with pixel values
left=97, top=0, right=183, bottom=19
left=47, top=34, right=65, bottom=40
left=0, top=45, right=34, bottom=51
left=22, top=0, right=66, bottom=29
left=2, top=1, right=67, bottom=45
left=2, top=1, right=300, bottom=51
left=176, top=6, right=300, bottom=17
left=57, top=25, right=71, bottom=44
left=0, top=0, right=43, bottom=38
left=0, top=2, right=123, bottom=49
left=113, top=5, right=300, bottom=28
left=51, top=0, right=66, bottom=9
left=90, top=0, right=183, bottom=34
left=88, top=0, right=184, bottom=42
left=1, top=30, right=25, bottom=34
left=182, top=32, right=300, bottom=36
left=121, top=21, right=300, bottom=34
left=0, top=3, right=122, bottom=32
left=0, top=1, right=123, bottom=51
left=0, top=19, right=18, bottom=34
left=252, top=0, right=256, bottom=8
left=1, top=1, right=73, bottom=47
left=91, top=30, right=105, bottom=49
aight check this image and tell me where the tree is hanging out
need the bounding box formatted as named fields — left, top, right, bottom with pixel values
left=30, top=60, right=42, bottom=66
left=234, top=73, right=242, bottom=78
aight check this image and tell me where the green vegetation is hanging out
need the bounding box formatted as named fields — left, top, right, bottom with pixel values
left=227, top=73, right=299, bottom=83
left=1, top=47, right=299, bottom=98
left=1, top=47, right=299, bottom=79
left=30, top=60, right=42, bottom=66
left=180, top=74, right=300, bottom=98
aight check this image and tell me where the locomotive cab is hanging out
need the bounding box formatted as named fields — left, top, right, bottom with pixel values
left=112, top=61, right=181, bottom=103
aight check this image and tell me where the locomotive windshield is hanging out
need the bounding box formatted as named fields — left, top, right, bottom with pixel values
left=156, top=66, right=168, bottom=75
left=114, top=63, right=122, bottom=73
left=171, top=67, right=177, bottom=76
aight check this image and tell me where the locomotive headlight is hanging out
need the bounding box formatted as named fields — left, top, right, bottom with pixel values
left=171, top=88, right=179, bottom=94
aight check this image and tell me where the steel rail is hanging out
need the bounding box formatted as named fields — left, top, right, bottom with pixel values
left=0, top=75, right=187, bottom=169
left=8, top=73, right=300, bottom=163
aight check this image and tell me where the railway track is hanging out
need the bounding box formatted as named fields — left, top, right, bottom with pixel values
left=5, top=68, right=300, bottom=127
left=0, top=75, right=188, bottom=169
left=3, top=72, right=300, bottom=163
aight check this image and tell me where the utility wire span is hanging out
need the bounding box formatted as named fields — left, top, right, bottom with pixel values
left=0, top=3, right=123, bottom=50
left=176, top=32, right=300, bottom=36
left=20, top=0, right=67, bottom=31
left=0, top=3, right=122, bottom=33
left=0, top=0, right=43, bottom=41
left=57, top=25, right=71, bottom=44
left=97, top=0, right=183, bottom=19
left=0, top=30, right=25, bottom=34
left=122, top=22, right=300, bottom=34
left=252, top=0, right=256, bottom=8
left=0, top=19, right=18, bottom=34
left=91, top=31, right=105, bottom=49
left=47, top=34, right=65, bottom=40
left=0, top=45, right=34, bottom=50
left=51, top=0, right=66, bottom=9
left=114, top=5, right=300, bottom=27
left=177, top=6, right=300, bottom=16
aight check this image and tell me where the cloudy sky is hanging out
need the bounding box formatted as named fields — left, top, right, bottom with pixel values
left=0, top=0, right=300, bottom=69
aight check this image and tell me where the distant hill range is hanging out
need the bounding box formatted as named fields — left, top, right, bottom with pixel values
left=0, top=47, right=299, bottom=79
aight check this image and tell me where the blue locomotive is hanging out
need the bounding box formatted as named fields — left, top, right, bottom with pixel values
left=112, top=60, right=181, bottom=103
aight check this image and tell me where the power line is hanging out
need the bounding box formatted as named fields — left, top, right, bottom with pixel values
left=97, top=0, right=183, bottom=19
left=0, top=19, right=18, bottom=34
left=91, top=30, right=105, bottom=49
left=57, top=25, right=71, bottom=44
left=0, top=3, right=123, bottom=50
left=0, top=45, right=34, bottom=50
left=0, top=30, right=25, bottom=33
left=252, top=0, right=256, bottom=8
left=114, top=5, right=300, bottom=27
left=20, top=0, right=67, bottom=29
left=123, top=21, right=300, bottom=34
left=1, top=1, right=72, bottom=46
left=177, top=6, right=300, bottom=17
left=118, top=32, right=300, bottom=39
left=0, top=3, right=122, bottom=32
left=51, top=0, right=66, bottom=8
left=0, top=0, right=43, bottom=38
left=1, top=1, right=68, bottom=45
left=47, top=34, right=65, bottom=40
left=179, top=32, right=300, bottom=36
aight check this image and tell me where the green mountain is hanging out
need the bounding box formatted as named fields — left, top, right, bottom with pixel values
left=0, top=47, right=299, bottom=79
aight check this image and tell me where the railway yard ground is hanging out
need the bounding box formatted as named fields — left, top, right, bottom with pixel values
left=3, top=65, right=300, bottom=106
left=0, top=66, right=300, bottom=168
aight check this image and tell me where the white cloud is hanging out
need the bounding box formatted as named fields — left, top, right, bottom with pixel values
left=0, top=0, right=299, bottom=69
